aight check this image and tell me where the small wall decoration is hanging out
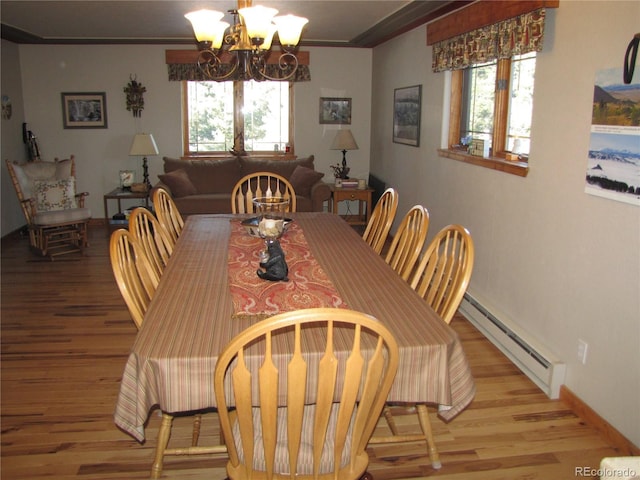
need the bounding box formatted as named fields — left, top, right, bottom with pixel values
left=124, top=75, right=146, bottom=117
left=61, top=92, right=107, bottom=129
left=319, top=97, right=351, bottom=124
left=393, top=85, right=422, bottom=147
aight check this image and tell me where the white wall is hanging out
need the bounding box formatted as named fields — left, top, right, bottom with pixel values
left=2, top=44, right=370, bottom=234
left=371, top=1, right=639, bottom=446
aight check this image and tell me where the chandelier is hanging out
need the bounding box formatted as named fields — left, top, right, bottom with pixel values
left=185, top=2, right=308, bottom=81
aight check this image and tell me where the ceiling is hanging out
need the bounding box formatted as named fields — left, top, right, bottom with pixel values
left=0, top=0, right=460, bottom=48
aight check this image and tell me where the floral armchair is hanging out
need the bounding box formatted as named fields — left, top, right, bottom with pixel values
left=5, top=156, right=91, bottom=259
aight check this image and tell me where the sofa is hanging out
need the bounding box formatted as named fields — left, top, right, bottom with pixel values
left=151, top=155, right=330, bottom=216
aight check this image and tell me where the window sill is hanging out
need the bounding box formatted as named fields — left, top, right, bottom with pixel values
left=438, top=149, right=529, bottom=177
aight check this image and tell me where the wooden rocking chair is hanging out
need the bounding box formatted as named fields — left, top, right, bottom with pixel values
left=6, top=156, right=91, bottom=259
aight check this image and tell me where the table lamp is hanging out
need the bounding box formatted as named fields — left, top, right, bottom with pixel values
left=129, top=133, right=159, bottom=191
left=330, top=129, right=358, bottom=179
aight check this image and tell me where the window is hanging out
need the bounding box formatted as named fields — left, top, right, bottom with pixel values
left=506, top=52, right=536, bottom=156
left=449, top=52, right=536, bottom=164
left=184, top=80, right=292, bottom=156
left=461, top=60, right=497, bottom=148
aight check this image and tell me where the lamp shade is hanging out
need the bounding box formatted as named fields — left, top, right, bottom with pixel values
left=238, top=5, right=278, bottom=41
left=185, top=9, right=228, bottom=48
left=129, top=133, right=159, bottom=156
left=330, top=129, right=359, bottom=151
left=273, top=14, right=308, bottom=47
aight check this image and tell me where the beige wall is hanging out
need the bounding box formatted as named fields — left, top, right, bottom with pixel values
left=2, top=44, right=370, bottom=233
left=371, top=1, right=639, bottom=446
left=1, top=40, right=28, bottom=233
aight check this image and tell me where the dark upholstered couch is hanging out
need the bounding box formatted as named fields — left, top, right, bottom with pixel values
left=151, top=155, right=330, bottom=215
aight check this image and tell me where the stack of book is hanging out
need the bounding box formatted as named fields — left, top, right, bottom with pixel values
left=340, top=179, right=359, bottom=188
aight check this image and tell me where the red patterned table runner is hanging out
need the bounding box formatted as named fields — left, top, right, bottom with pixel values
left=228, top=220, right=347, bottom=318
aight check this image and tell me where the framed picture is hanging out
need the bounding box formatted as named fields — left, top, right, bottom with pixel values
left=61, top=92, right=108, bottom=129
left=119, top=170, right=135, bottom=189
left=393, top=85, right=422, bottom=146
left=319, top=97, right=351, bottom=125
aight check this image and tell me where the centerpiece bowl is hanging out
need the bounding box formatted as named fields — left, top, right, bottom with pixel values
left=253, top=196, right=290, bottom=262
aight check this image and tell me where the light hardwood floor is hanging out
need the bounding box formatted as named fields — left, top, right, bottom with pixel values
left=1, top=226, right=623, bottom=479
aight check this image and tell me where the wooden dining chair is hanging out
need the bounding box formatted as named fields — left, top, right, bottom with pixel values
left=362, top=187, right=398, bottom=255
left=109, top=228, right=159, bottom=329
left=214, top=307, right=399, bottom=480
left=370, top=225, right=475, bottom=470
left=128, top=207, right=173, bottom=279
left=384, top=205, right=430, bottom=281
left=410, top=224, right=475, bottom=324
left=152, top=187, right=184, bottom=246
left=231, top=172, right=297, bottom=213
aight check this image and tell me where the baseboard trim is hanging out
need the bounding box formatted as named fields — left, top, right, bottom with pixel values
left=560, top=385, right=640, bottom=456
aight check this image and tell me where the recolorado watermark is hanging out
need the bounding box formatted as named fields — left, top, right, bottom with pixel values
left=575, top=466, right=638, bottom=477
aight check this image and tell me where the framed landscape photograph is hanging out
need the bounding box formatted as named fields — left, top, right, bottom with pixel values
left=393, top=85, right=422, bottom=146
left=61, top=92, right=108, bottom=129
left=319, top=97, right=351, bottom=125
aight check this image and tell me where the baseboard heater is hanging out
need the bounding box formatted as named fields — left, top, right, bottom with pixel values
left=459, top=292, right=566, bottom=399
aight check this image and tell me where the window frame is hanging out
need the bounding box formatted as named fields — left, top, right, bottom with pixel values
left=181, top=81, right=295, bottom=158
left=441, top=57, right=529, bottom=177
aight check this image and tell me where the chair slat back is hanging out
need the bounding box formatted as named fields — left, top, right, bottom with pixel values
left=231, top=172, right=296, bottom=214
left=214, top=308, right=399, bottom=480
left=409, top=225, right=475, bottom=324
left=384, top=205, right=430, bottom=281
left=109, top=229, right=160, bottom=329
left=362, top=188, right=399, bottom=255
left=129, top=207, right=173, bottom=279
left=152, top=187, right=184, bottom=245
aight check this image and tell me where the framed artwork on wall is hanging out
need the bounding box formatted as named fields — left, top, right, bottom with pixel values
left=319, top=97, right=351, bottom=125
left=61, top=92, right=108, bottom=129
left=393, top=85, right=421, bottom=146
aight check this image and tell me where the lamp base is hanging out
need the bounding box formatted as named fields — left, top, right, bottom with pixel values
left=142, top=157, right=150, bottom=190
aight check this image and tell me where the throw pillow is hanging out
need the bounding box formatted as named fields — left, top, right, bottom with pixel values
left=34, top=177, right=77, bottom=212
left=158, top=168, right=197, bottom=198
left=289, top=165, right=324, bottom=197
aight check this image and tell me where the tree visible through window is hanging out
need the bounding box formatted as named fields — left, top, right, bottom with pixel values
left=185, top=81, right=291, bottom=155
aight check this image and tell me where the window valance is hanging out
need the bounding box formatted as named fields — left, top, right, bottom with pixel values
left=432, top=8, right=546, bottom=72
left=165, top=49, right=311, bottom=82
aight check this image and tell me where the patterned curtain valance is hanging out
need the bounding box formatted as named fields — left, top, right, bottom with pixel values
left=432, top=8, right=546, bottom=72
left=167, top=63, right=311, bottom=82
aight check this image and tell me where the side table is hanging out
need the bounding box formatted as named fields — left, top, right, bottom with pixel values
left=103, top=188, right=150, bottom=235
left=328, top=184, right=374, bottom=226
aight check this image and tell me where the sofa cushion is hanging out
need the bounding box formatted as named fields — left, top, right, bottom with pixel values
left=239, top=155, right=315, bottom=179
left=158, top=168, right=197, bottom=198
left=163, top=157, right=242, bottom=194
left=289, top=165, right=324, bottom=197
left=173, top=193, right=234, bottom=215
left=33, top=177, right=78, bottom=212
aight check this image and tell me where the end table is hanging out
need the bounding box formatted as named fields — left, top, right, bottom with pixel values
left=103, top=188, right=150, bottom=235
left=328, top=184, right=374, bottom=226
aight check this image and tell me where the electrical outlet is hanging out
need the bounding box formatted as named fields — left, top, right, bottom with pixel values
left=578, top=339, right=588, bottom=364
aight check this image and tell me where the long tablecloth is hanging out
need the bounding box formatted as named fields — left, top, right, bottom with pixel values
left=114, top=213, right=475, bottom=442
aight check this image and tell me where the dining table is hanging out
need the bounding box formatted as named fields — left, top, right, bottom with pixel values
left=114, top=212, right=475, bottom=443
